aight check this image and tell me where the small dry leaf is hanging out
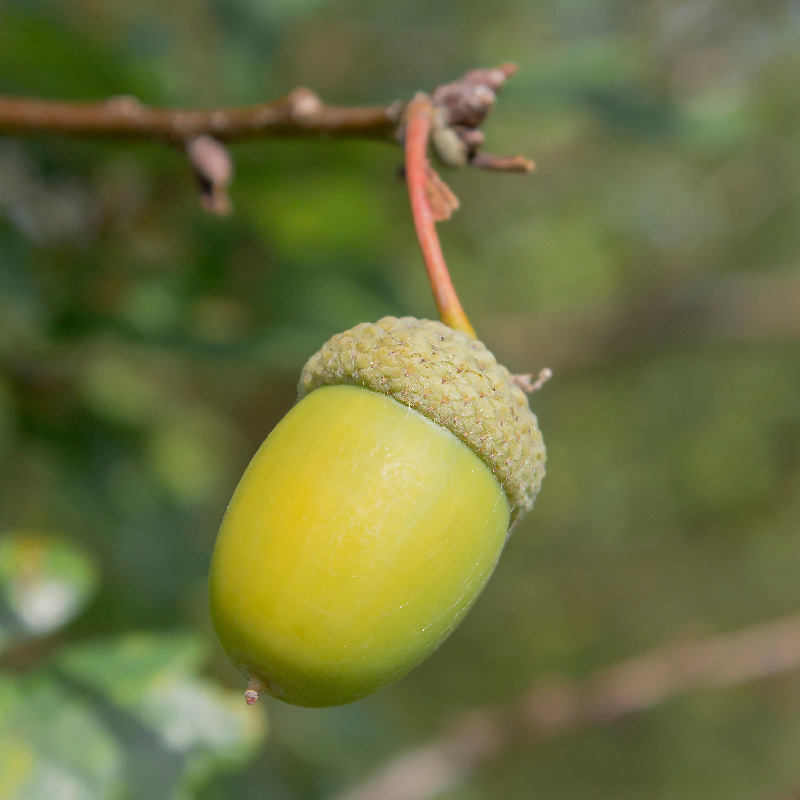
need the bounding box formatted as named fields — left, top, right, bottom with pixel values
left=424, top=162, right=460, bottom=222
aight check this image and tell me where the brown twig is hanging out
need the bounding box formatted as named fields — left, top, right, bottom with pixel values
left=430, top=63, right=535, bottom=172
left=469, top=152, right=534, bottom=172
left=0, top=90, right=397, bottom=143
left=0, top=90, right=398, bottom=217
left=1, top=68, right=532, bottom=323
left=0, top=65, right=533, bottom=226
left=332, top=612, right=800, bottom=800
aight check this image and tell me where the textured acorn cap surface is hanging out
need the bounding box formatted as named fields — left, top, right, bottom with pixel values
left=299, top=316, right=545, bottom=524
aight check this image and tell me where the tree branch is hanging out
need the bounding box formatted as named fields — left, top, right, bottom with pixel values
left=0, top=65, right=533, bottom=154
left=332, top=612, right=800, bottom=800
left=0, top=64, right=532, bottom=234
left=0, top=90, right=398, bottom=143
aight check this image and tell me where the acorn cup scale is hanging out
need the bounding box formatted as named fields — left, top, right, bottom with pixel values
left=209, top=317, right=545, bottom=707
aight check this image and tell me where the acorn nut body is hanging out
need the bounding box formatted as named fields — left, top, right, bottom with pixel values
left=209, top=317, right=545, bottom=707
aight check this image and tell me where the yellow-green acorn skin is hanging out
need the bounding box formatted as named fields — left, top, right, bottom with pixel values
left=210, top=385, right=509, bottom=706
left=209, top=317, right=545, bottom=707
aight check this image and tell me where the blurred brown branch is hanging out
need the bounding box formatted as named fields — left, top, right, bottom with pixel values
left=0, top=65, right=530, bottom=216
left=333, top=612, right=800, bottom=800
left=0, top=90, right=397, bottom=142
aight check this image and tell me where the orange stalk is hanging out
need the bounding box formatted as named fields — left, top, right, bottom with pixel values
left=404, top=94, right=476, bottom=339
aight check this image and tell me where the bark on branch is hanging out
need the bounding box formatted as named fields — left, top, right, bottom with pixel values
left=0, top=65, right=532, bottom=217
left=0, top=90, right=397, bottom=142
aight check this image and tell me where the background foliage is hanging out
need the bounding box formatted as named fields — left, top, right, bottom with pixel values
left=1, top=0, right=800, bottom=798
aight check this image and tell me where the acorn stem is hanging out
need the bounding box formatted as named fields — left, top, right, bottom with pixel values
left=404, top=93, right=477, bottom=339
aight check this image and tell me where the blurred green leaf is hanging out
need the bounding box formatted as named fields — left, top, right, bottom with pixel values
left=0, top=671, right=122, bottom=800
left=0, top=632, right=266, bottom=800
left=0, top=534, right=98, bottom=654
left=56, top=633, right=266, bottom=795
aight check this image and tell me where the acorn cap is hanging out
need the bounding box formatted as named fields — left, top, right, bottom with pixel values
left=298, top=317, right=545, bottom=525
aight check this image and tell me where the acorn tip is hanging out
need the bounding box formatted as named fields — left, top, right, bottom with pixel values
left=244, top=689, right=259, bottom=705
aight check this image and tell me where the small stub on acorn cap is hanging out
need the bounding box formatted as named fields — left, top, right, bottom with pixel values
left=299, top=317, right=546, bottom=524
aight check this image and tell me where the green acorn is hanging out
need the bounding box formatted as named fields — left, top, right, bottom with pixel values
left=209, top=316, right=545, bottom=707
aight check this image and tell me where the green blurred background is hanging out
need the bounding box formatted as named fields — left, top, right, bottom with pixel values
left=2, top=0, right=800, bottom=798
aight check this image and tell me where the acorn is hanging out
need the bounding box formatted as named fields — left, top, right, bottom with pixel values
left=208, top=316, right=545, bottom=707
